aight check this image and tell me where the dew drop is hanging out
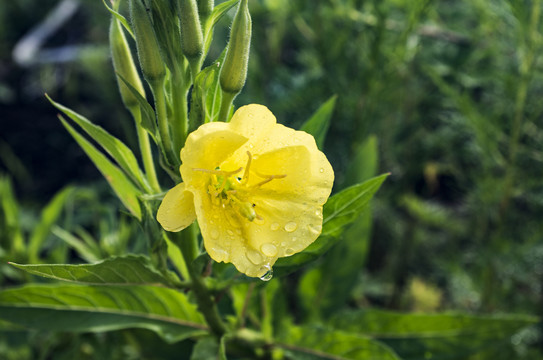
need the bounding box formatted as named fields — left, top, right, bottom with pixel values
left=226, top=229, right=234, bottom=236
left=319, top=168, right=325, bottom=173
left=315, top=209, right=322, bottom=217
left=308, top=224, right=322, bottom=234
left=259, top=264, right=273, bottom=281
left=270, top=222, right=280, bottom=231
left=249, top=143, right=254, bottom=149
left=284, top=221, right=297, bottom=232
left=247, top=249, right=264, bottom=265
left=261, top=243, right=278, bottom=257
left=285, top=248, right=295, bottom=256
left=211, top=247, right=228, bottom=262
left=210, top=228, right=220, bottom=239
left=254, top=216, right=265, bottom=225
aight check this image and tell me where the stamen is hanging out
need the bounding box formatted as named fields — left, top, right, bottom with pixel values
left=251, top=173, right=287, bottom=188
left=242, top=151, right=252, bottom=184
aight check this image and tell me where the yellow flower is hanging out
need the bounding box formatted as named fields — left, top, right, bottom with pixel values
left=157, top=104, right=334, bottom=278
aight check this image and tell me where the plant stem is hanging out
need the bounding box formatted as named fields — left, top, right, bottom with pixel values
left=130, top=106, right=161, bottom=193
left=218, top=91, right=236, bottom=123
left=170, top=67, right=189, bottom=156
left=176, top=225, right=227, bottom=338
left=150, top=80, right=177, bottom=167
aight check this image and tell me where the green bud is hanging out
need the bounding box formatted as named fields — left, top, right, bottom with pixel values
left=109, top=18, right=145, bottom=109
left=219, top=0, right=251, bottom=95
left=177, top=0, right=204, bottom=60
left=151, top=0, right=184, bottom=73
left=129, top=0, right=166, bottom=83
left=197, top=0, right=214, bottom=21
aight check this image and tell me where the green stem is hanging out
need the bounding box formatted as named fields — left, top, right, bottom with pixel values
left=150, top=80, right=177, bottom=166
left=130, top=106, right=161, bottom=193
left=175, top=225, right=227, bottom=337
left=170, top=68, right=189, bottom=156
left=218, top=91, right=236, bottom=123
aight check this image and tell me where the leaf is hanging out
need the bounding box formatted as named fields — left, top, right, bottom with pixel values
left=330, top=309, right=539, bottom=360
left=60, top=117, right=142, bottom=220
left=274, top=174, right=388, bottom=274
left=0, top=176, right=25, bottom=258
left=0, top=284, right=207, bottom=343
left=277, top=325, right=400, bottom=360
left=203, top=0, right=240, bottom=55
left=51, top=226, right=102, bottom=263
left=102, top=0, right=134, bottom=39
left=117, top=73, right=158, bottom=142
left=322, top=173, right=388, bottom=238
left=191, top=337, right=220, bottom=360
left=300, top=95, right=337, bottom=149
left=9, top=255, right=175, bottom=287
left=48, top=95, right=148, bottom=191
left=27, top=186, right=75, bottom=263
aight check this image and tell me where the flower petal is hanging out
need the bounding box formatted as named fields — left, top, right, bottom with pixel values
left=180, top=122, right=248, bottom=183
left=156, top=183, right=197, bottom=232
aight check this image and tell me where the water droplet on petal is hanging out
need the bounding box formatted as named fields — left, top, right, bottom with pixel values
left=319, top=168, right=325, bottom=173
left=226, top=229, right=234, bottom=236
left=247, top=249, right=264, bottom=265
left=284, top=222, right=297, bottom=232
left=254, top=216, right=265, bottom=225
left=285, top=248, right=295, bottom=256
left=211, top=247, right=228, bottom=262
left=259, top=265, right=273, bottom=281
left=270, top=222, right=280, bottom=231
left=249, top=144, right=254, bottom=149
left=261, top=243, right=278, bottom=257
left=315, top=209, right=322, bottom=217
left=308, top=224, right=322, bottom=234
left=210, top=228, right=219, bottom=239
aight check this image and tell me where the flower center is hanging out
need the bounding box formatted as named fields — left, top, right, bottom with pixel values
left=193, top=152, right=286, bottom=222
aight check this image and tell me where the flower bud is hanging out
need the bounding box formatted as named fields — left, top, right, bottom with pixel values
left=129, top=0, right=166, bottom=83
left=219, top=0, right=251, bottom=95
left=177, top=0, right=204, bottom=60
left=197, top=0, right=214, bottom=22
left=109, top=18, right=145, bottom=109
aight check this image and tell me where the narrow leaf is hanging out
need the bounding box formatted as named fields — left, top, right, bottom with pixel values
left=60, top=117, right=142, bottom=220
left=0, top=176, right=25, bottom=257
left=322, top=173, right=388, bottom=238
left=9, top=255, right=175, bottom=287
left=300, top=95, right=337, bottom=149
left=48, top=95, right=148, bottom=191
left=28, top=186, right=74, bottom=263
left=0, top=284, right=207, bottom=343
left=203, top=0, right=240, bottom=54
left=51, top=225, right=101, bottom=263
left=277, top=325, right=400, bottom=360
left=102, top=0, right=135, bottom=39
left=330, top=309, right=539, bottom=360
left=117, top=73, right=158, bottom=141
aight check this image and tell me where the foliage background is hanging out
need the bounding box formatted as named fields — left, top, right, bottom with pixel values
left=1, top=0, right=542, bottom=358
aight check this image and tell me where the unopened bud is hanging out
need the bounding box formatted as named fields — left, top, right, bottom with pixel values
left=129, top=0, right=166, bottom=83
left=197, top=0, right=214, bottom=22
left=109, top=18, right=145, bottom=109
left=219, top=0, right=251, bottom=95
left=177, top=0, right=204, bottom=60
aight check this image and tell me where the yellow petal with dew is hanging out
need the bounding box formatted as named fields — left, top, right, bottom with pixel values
left=157, top=182, right=197, bottom=232
left=180, top=122, right=248, bottom=186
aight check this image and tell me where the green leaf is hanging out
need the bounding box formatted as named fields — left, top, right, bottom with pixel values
left=117, top=73, right=158, bottom=142
left=277, top=325, right=400, bottom=360
left=59, top=117, right=142, bottom=220
left=322, top=173, right=388, bottom=238
left=191, top=336, right=220, bottom=360
left=48, top=95, right=148, bottom=192
left=28, top=186, right=75, bottom=263
left=0, top=284, right=207, bottom=343
left=274, top=174, right=388, bottom=274
left=0, top=176, right=25, bottom=258
left=51, top=226, right=102, bottom=263
left=102, top=0, right=134, bottom=39
left=330, top=309, right=539, bottom=360
left=9, top=255, right=175, bottom=287
left=300, top=95, right=337, bottom=149
left=203, top=0, right=240, bottom=55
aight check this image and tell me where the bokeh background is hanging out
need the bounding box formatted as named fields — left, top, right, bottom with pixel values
left=1, top=0, right=542, bottom=358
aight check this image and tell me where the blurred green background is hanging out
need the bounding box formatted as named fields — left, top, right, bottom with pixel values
left=1, top=0, right=542, bottom=358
